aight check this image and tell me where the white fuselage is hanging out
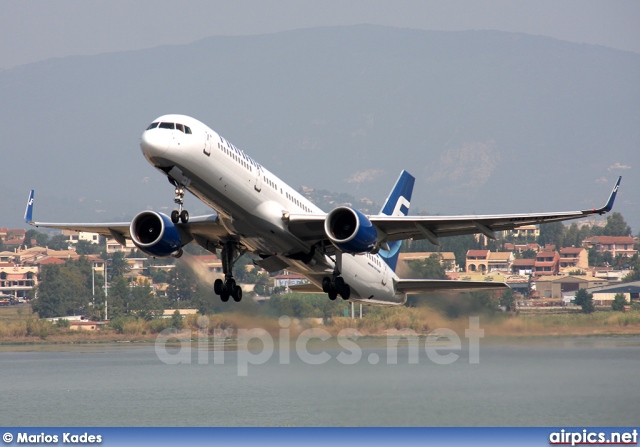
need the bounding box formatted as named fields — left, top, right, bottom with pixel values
left=140, top=114, right=405, bottom=306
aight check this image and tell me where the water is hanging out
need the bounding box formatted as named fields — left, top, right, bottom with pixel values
left=1, top=337, right=639, bottom=426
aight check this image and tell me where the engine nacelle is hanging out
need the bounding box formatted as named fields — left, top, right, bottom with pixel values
left=130, top=211, right=183, bottom=258
left=324, top=206, right=378, bottom=254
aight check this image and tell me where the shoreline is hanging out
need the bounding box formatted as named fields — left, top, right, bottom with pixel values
left=2, top=328, right=640, bottom=353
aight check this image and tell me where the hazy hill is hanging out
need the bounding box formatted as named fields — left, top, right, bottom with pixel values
left=1, top=25, right=638, bottom=231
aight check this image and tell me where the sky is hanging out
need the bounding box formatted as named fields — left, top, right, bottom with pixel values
left=2, top=0, right=639, bottom=70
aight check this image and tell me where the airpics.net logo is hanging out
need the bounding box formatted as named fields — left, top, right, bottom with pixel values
left=154, top=316, right=484, bottom=376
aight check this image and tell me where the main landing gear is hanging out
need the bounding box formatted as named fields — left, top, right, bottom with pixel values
left=322, top=251, right=350, bottom=301
left=214, top=242, right=244, bottom=302
left=170, top=184, right=189, bottom=224
left=322, top=276, right=351, bottom=300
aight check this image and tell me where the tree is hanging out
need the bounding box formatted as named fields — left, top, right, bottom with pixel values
left=574, top=288, right=595, bottom=314
left=611, top=293, right=628, bottom=312
left=603, top=212, right=631, bottom=236
left=47, top=234, right=71, bottom=250
left=538, top=222, right=564, bottom=248
left=408, top=254, right=447, bottom=279
left=108, top=252, right=130, bottom=280
left=32, top=260, right=93, bottom=318
left=622, top=256, right=640, bottom=283
left=253, top=272, right=271, bottom=296
left=166, top=262, right=197, bottom=304
left=499, top=288, right=516, bottom=311
left=107, top=276, right=130, bottom=318
left=170, top=310, right=184, bottom=329
left=24, top=229, right=49, bottom=248
left=129, top=280, right=163, bottom=320
left=75, top=240, right=102, bottom=255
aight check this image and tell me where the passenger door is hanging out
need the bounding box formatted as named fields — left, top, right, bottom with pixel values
left=203, top=132, right=211, bottom=156
left=254, top=165, right=263, bottom=192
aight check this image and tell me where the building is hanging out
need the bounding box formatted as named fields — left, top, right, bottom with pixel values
left=62, top=230, right=100, bottom=245
left=0, top=251, right=17, bottom=263
left=106, top=237, right=137, bottom=254
left=125, top=258, right=148, bottom=276
left=503, top=243, right=540, bottom=254
left=273, top=271, right=309, bottom=289
left=2, top=229, right=26, bottom=249
left=582, top=236, right=637, bottom=258
left=588, top=281, right=640, bottom=306
left=558, top=247, right=588, bottom=272
left=0, top=265, right=38, bottom=300
left=465, top=250, right=514, bottom=274
left=396, top=252, right=459, bottom=277
left=506, top=225, right=540, bottom=240
left=534, top=275, right=609, bottom=299
left=511, top=258, right=535, bottom=275
left=534, top=250, right=560, bottom=277
left=191, top=255, right=223, bottom=274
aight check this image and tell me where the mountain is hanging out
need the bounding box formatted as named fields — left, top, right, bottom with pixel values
left=1, top=25, right=638, bottom=231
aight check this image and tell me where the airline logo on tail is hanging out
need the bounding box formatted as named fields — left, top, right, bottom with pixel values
left=378, top=171, right=415, bottom=271
left=24, top=190, right=35, bottom=224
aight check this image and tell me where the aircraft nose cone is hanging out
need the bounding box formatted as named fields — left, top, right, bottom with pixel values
left=140, top=129, right=169, bottom=160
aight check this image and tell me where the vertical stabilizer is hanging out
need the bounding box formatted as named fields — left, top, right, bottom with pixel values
left=378, top=171, right=415, bottom=271
left=24, top=190, right=35, bottom=224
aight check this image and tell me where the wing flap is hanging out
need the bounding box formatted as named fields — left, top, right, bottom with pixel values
left=395, top=279, right=509, bottom=294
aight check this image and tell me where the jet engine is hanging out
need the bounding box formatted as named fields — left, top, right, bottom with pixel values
left=324, top=206, right=378, bottom=254
left=130, top=211, right=183, bottom=257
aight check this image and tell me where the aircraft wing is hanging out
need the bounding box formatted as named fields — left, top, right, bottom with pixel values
left=23, top=191, right=231, bottom=248
left=287, top=176, right=621, bottom=246
left=395, top=279, right=509, bottom=294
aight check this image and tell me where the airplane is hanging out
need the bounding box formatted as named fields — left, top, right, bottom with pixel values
left=25, top=114, right=622, bottom=306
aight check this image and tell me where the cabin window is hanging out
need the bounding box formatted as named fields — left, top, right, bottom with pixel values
left=147, top=122, right=159, bottom=130
left=185, top=126, right=192, bottom=134
left=159, top=122, right=174, bottom=129
left=176, top=124, right=185, bottom=133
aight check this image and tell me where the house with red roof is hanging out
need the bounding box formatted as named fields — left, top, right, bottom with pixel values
left=582, top=236, right=637, bottom=258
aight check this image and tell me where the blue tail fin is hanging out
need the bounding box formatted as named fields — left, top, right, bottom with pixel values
left=24, top=190, right=35, bottom=223
left=378, top=171, right=415, bottom=271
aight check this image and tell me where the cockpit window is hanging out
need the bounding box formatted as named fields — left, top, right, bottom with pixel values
left=185, top=126, right=192, bottom=134
left=176, top=123, right=185, bottom=133
left=159, top=122, right=175, bottom=129
left=147, top=122, right=159, bottom=130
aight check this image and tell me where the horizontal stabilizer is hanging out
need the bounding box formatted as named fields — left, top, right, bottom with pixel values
left=395, top=279, right=509, bottom=294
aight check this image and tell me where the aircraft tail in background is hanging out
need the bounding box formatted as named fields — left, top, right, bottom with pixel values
left=378, top=171, right=415, bottom=271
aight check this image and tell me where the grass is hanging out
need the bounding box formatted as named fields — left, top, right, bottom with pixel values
left=1, top=305, right=640, bottom=347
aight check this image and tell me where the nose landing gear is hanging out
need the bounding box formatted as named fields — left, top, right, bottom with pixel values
left=170, top=185, right=189, bottom=224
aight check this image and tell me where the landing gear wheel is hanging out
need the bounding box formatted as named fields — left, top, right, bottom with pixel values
left=335, top=277, right=345, bottom=290
left=180, top=210, right=189, bottom=223
left=328, top=288, right=338, bottom=300
left=340, top=284, right=351, bottom=300
left=171, top=210, right=180, bottom=224
left=214, top=279, right=223, bottom=295
left=322, top=277, right=331, bottom=293
left=232, top=286, right=243, bottom=302
left=213, top=242, right=245, bottom=303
